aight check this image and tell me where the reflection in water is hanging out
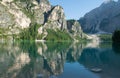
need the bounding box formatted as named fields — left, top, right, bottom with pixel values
left=0, top=41, right=120, bottom=78
left=112, top=43, right=120, bottom=54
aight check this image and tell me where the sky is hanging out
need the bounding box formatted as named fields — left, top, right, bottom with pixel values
left=49, top=0, right=118, bottom=20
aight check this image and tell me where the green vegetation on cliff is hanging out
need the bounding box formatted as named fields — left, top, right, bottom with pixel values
left=99, top=34, right=112, bottom=42
left=45, top=29, right=72, bottom=42
left=19, top=24, right=72, bottom=41
left=19, top=23, right=40, bottom=40
left=0, top=0, right=86, bottom=42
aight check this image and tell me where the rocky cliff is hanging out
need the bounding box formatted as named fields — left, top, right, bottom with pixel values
left=67, top=20, right=87, bottom=41
left=0, top=0, right=86, bottom=41
left=79, top=0, right=120, bottom=34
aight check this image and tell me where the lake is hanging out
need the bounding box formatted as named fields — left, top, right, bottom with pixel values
left=0, top=41, right=120, bottom=78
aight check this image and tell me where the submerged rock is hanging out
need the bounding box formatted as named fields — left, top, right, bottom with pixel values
left=90, top=68, right=102, bottom=73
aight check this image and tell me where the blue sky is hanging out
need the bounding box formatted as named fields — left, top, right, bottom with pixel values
left=49, top=0, right=118, bottom=20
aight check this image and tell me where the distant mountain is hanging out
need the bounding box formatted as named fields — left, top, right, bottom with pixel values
left=79, top=0, right=120, bottom=34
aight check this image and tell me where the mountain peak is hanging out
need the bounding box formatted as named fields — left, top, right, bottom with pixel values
left=103, top=0, right=113, bottom=4
left=79, top=0, right=120, bottom=33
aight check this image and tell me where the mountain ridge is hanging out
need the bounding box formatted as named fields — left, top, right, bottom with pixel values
left=79, top=0, right=120, bottom=34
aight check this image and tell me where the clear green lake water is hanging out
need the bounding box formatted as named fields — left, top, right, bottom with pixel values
left=0, top=41, right=120, bottom=78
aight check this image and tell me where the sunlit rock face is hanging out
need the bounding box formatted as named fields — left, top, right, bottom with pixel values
left=0, top=0, right=71, bottom=40
left=46, top=5, right=67, bottom=30
left=2, top=0, right=13, bottom=3
left=67, top=20, right=87, bottom=41
left=79, top=0, right=120, bottom=33
left=7, top=0, right=51, bottom=25
left=0, top=4, right=20, bottom=35
left=37, top=5, right=68, bottom=40
left=32, top=0, right=51, bottom=25
left=1, top=0, right=31, bottom=28
left=0, top=0, right=89, bottom=41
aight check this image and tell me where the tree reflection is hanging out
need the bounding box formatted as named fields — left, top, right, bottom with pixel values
left=14, top=41, right=71, bottom=78
left=112, top=43, right=120, bottom=54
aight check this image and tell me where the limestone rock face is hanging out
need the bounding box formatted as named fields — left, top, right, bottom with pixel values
left=67, top=20, right=80, bottom=36
left=47, top=5, right=67, bottom=30
left=0, top=4, right=14, bottom=29
left=0, top=1, right=31, bottom=35
left=0, top=0, right=67, bottom=36
left=0, top=0, right=86, bottom=41
left=67, top=20, right=87, bottom=40
left=37, top=5, right=68, bottom=40
left=79, top=0, right=120, bottom=33
left=12, top=0, right=51, bottom=25
left=33, top=0, right=51, bottom=24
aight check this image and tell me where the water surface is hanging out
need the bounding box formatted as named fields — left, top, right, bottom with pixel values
left=0, top=41, right=120, bottom=78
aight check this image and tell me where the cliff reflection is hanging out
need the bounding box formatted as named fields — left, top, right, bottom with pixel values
left=0, top=41, right=120, bottom=78
left=112, top=43, right=120, bottom=54
left=0, top=41, right=82, bottom=78
left=78, top=43, right=120, bottom=78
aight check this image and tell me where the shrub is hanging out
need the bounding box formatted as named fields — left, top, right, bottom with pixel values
left=45, top=29, right=72, bottom=42
left=99, top=34, right=112, bottom=42
left=19, top=23, right=40, bottom=40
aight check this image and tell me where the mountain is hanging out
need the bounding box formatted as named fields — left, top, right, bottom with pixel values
left=0, top=0, right=87, bottom=41
left=79, top=0, right=120, bottom=34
